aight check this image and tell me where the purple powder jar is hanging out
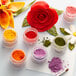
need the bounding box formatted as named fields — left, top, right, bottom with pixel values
left=32, top=47, right=47, bottom=63
left=48, top=57, right=63, bottom=73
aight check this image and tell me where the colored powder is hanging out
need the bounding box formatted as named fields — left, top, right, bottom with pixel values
left=48, top=57, right=63, bottom=73
left=4, top=29, right=16, bottom=41
left=25, top=31, right=37, bottom=39
left=12, top=50, right=25, bottom=61
left=66, top=6, right=76, bottom=14
left=55, top=37, right=66, bottom=46
left=34, top=49, right=46, bottom=59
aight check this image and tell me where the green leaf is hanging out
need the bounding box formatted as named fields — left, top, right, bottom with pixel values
left=10, top=0, right=14, bottom=2
left=69, top=43, right=75, bottom=51
left=50, top=7, right=63, bottom=15
left=43, top=40, right=51, bottom=47
left=22, top=16, right=30, bottom=27
left=60, top=28, right=70, bottom=35
left=13, top=0, right=36, bottom=16
left=55, top=9, right=63, bottom=15
left=47, top=25, right=58, bottom=36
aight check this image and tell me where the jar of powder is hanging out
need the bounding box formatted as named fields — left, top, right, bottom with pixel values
left=23, top=27, right=39, bottom=44
left=63, top=6, right=76, bottom=23
left=31, top=46, right=47, bottom=63
left=10, top=49, right=26, bottom=66
left=3, top=29, right=17, bottom=48
left=52, top=36, right=67, bottom=52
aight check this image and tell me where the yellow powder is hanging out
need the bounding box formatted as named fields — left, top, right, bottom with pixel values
left=3, top=29, right=17, bottom=42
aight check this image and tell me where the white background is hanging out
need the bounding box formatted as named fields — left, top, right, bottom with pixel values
left=0, top=0, right=76, bottom=76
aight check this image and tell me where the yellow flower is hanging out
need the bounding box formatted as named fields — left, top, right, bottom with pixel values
left=0, top=0, right=25, bottom=29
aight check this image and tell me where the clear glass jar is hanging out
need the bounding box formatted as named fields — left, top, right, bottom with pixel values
left=63, top=6, right=76, bottom=23
left=10, top=49, right=26, bottom=66
left=31, top=46, right=47, bottom=63
left=52, top=36, right=67, bottom=52
left=23, top=27, right=39, bottom=44
left=3, top=29, right=17, bottom=48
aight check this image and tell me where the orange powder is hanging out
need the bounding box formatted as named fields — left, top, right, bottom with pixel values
left=12, top=50, right=25, bottom=61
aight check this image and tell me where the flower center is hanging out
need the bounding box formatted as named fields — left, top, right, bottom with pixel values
left=73, top=32, right=76, bottom=37
left=38, top=14, right=46, bottom=20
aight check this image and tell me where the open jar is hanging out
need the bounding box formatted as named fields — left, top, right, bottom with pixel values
left=10, top=49, right=26, bottom=66
left=63, top=6, right=76, bottom=23
left=31, top=46, right=47, bottom=63
left=3, top=29, right=17, bottom=48
left=23, top=27, right=39, bottom=44
left=52, top=36, right=67, bottom=52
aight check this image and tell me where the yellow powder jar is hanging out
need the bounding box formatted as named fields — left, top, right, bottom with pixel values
left=3, top=29, right=17, bottom=48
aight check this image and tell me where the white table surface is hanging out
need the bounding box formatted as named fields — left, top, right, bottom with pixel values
left=0, top=0, right=76, bottom=76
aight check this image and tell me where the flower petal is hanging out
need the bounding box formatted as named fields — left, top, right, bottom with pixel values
left=0, top=0, right=1, bottom=5
left=7, top=2, right=25, bottom=12
left=65, top=35, right=72, bottom=40
left=69, top=25, right=76, bottom=33
left=0, top=9, right=10, bottom=29
left=65, top=28, right=72, bottom=34
left=6, top=10, right=14, bottom=28
left=70, top=36, right=76, bottom=44
left=31, top=1, right=49, bottom=10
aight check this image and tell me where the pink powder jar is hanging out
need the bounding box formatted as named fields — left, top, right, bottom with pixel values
left=23, top=27, right=39, bottom=44
left=63, top=6, right=76, bottom=22
left=31, top=46, right=47, bottom=63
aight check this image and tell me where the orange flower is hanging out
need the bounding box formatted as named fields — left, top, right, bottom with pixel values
left=0, top=0, right=25, bottom=29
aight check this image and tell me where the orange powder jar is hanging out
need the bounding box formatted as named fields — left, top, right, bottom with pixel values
left=11, top=49, right=26, bottom=66
left=3, top=29, right=17, bottom=48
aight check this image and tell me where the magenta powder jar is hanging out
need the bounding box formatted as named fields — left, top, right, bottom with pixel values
left=31, top=46, right=47, bottom=63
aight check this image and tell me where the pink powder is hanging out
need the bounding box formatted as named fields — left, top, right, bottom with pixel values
left=48, top=57, right=63, bottom=73
left=66, top=6, right=76, bottom=14
left=34, top=49, right=46, bottom=59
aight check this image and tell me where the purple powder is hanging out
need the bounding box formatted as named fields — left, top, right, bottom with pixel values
left=34, top=49, right=46, bottom=59
left=48, top=57, right=63, bottom=73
